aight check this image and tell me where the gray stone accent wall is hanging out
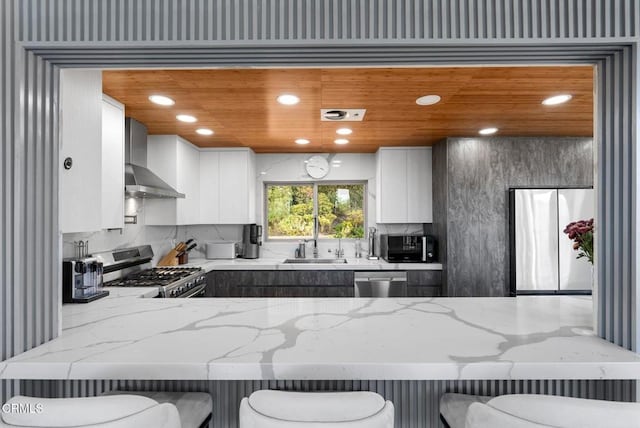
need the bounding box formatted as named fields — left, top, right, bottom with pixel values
left=433, top=137, right=593, bottom=297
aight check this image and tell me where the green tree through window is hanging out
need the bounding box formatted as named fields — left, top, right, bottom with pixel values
left=266, top=183, right=365, bottom=239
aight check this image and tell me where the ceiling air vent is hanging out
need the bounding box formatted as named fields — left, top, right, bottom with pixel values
left=321, top=108, right=367, bottom=121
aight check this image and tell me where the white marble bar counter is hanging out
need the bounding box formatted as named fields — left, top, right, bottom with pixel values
left=2, top=294, right=640, bottom=381
left=184, top=258, right=443, bottom=272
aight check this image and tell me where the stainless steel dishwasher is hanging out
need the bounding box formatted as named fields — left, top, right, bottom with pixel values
left=354, top=271, right=408, bottom=297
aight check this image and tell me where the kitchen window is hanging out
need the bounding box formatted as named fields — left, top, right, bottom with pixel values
left=266, top=183, right=366, bottom=240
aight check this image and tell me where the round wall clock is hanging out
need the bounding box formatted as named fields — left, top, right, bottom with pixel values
left=305, top=155, right=330, bottom=179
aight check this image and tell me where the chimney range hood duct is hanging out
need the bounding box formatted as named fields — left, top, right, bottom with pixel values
left=124, top=118, right=185, bottom=199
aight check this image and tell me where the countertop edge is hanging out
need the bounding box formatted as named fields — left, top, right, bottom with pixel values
left=3, top=361, right=640, bottom=381
left=185, top=259, right=444, bottom=273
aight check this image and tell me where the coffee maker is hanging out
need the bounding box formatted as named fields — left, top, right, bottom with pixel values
left=62, top=257, right=109, bottom=303
left=241, top=224, right=262, bottom=259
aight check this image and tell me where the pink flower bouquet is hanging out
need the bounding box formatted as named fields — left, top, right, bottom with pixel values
left=563, top=218, right=594, bottom=264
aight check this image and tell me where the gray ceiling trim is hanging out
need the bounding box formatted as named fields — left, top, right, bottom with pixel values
left=23, top=44, right=622, bottom=67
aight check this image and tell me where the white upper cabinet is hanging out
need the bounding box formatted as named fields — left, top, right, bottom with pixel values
left=406, top=148, right=432, bottom=223
left=177, top=140, right=201, bottom=225
left=199, top=151, right=220, bottom=223
left=59, top=70, right=103, bottom=233
left=101, top=95, right=125, bottom=230
left=200, top=148, right=256, bottom=224
left=376, top=148, right=407, bottom=223
left=147, top=144, right=255, bottom=225
left=145, top=136, right=201, bottom=225
left=376, top=147, right=433, bottom=223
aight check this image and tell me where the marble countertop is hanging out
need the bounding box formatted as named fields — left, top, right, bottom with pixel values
left=103, top=286, right=159, bottom=299
left=2, top=293, right=639, bottom=381
left=183, top=258, right=443, bottom=272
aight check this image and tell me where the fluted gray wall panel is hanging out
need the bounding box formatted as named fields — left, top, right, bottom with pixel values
left=19, top=379, right=637, bottom=428
left=16, top=0, right=639, bottom=41
left=1, top=0, right=60, bottom=405
left=595, top=47, right=637, bottom=350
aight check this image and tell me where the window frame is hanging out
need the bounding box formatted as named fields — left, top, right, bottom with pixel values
left=264, top=180, right=368, bottom=242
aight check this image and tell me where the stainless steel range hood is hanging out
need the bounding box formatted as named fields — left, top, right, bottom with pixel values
left=124, top=118, right=185, bottom=199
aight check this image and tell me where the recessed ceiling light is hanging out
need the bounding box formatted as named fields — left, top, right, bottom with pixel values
left=416, top=95, right=441, bottom=106
left=196, top=128, right=214, bottom=136
left=176, top=114, right=197, bottom=123
left=334, top=138, right=349, bottom=145
left=295, top=138, right=310, bottom=145
left=336, top=128, right=352, bottom=135
left=148, top=95, right=175, bottom=106
left=332, top=160, right=342, bottom=164
left=277, top=94, right=300, bottom=105
left=542, top=94, right=572, bottom=105
left=479, top=127, right=498, bottom=135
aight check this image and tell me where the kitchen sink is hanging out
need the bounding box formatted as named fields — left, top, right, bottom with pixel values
left=283, top=258, right=348, bottom=264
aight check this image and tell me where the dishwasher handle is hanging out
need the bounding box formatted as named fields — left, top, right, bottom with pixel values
left=354, top=278, right=406, bottom=284
left=354, top=272, right=408, bottom=281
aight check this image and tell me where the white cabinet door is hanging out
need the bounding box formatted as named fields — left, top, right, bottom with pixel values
left=146, top=136, right=200, bottom=225
left=218, top=150, right=250, bottom=224
left=199, top=151, right=220, bottom=223
left=176, top=138, right=200, bottom=225
left=59, top=70, right=103, bottom=233
left=101, top=95, right=125, bottom=229
left=407, top=148, right=432, bottom=223
left=376, top=147, right=433, bottom=224
left=200, top=149, right=255, bottom=224
left=376, top=148, right=408, bottom=223
left=247, top=150, right=256, bottom=223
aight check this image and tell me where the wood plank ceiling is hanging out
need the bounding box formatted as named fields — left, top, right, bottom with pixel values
left=102, top=66, right=594, bottom=153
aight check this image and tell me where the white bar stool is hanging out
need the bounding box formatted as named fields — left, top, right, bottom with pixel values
left=0, top=394, right=180, bottom=428
left=1, top=391, right=212, bottom=428
left=440, top=393, right=640, bottom=428
left=105, top=390, right=213, bottom=428
left=239, top=390, right=394, bottom=428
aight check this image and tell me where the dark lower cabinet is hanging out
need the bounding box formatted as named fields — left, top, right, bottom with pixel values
left=205, top=269, right=442, bottom=298
left=214, top=285, right=353, bottom=297
left=206, top=270, right=354, bottom=298
left=407, top=270, right=443, bottom=297
left=407, top=286, right=441, bottom=297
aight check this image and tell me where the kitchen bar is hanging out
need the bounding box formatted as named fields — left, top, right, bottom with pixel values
left=2, top=293, right=639, bottom=381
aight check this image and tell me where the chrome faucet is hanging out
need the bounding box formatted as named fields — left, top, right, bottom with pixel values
left=367, top=226, right=379, bottom=260
left=312, top=215, right=319, bottom=258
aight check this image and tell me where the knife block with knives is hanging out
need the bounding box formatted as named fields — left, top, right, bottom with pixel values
left=157, top=239, right=197, bottom=266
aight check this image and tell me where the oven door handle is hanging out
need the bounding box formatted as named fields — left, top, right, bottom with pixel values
left=180, top=284, right=206, bottom=298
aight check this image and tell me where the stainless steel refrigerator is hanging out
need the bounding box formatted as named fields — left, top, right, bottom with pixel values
left=509, top=188, right=594, bottom=295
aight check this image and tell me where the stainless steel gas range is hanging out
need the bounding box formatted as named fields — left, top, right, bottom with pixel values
left=95, top=245, right=206, bottom=298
